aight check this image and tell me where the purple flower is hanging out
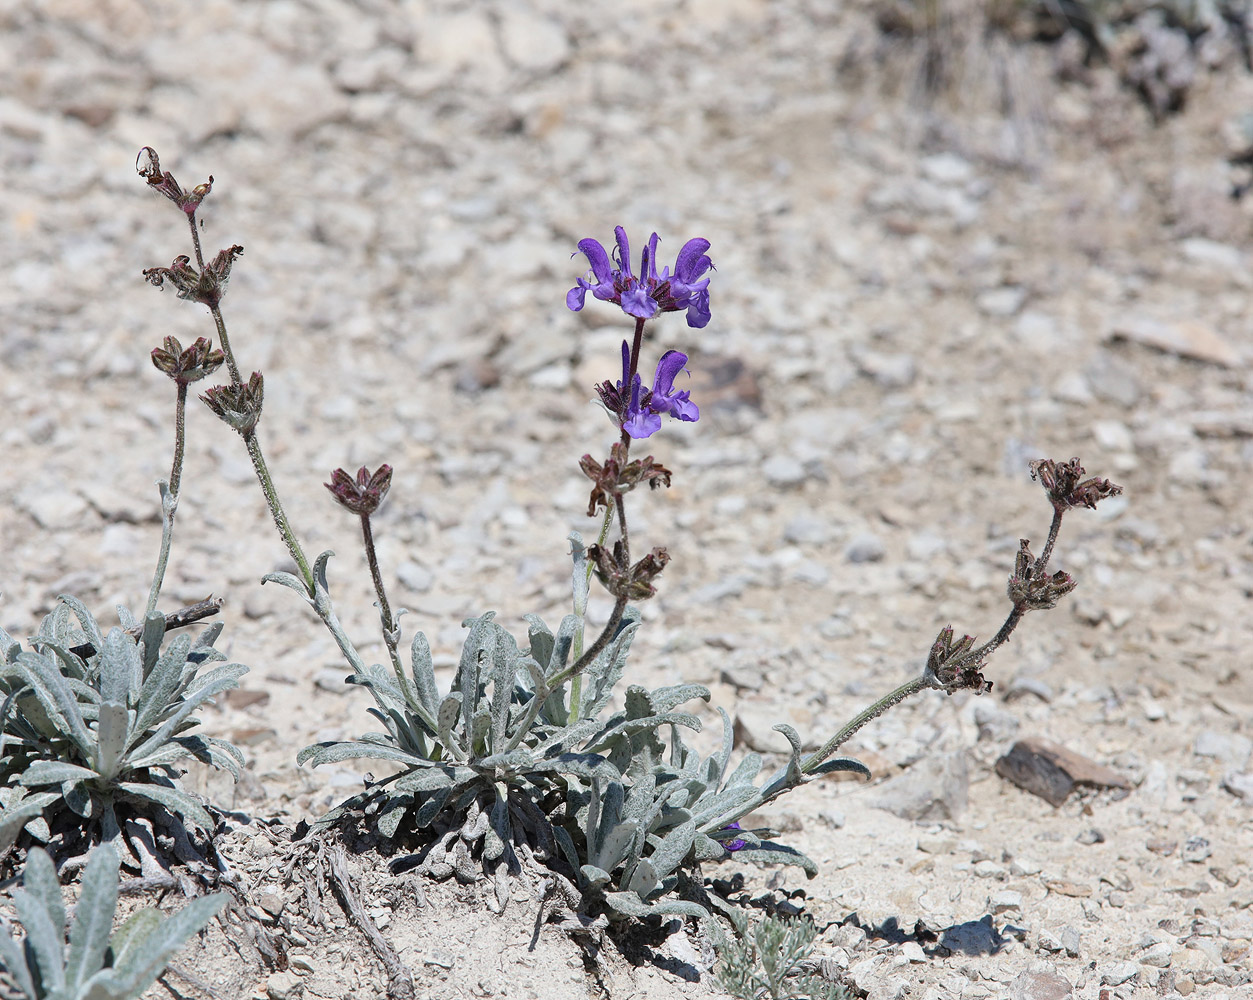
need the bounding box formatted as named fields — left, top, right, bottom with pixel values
left=721, top=822, right=747, bottom=852
left=567, top=227, right=713, bottom=328
left=610, top=345, right=699, bottom=440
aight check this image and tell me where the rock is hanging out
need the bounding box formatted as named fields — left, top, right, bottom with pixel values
left=1109, top=316, right=1241, bottom=368
left=783, top=514, right=832, bottom=545
left=1140, top=941, right=1174, bottom=967
left=1083, top=352, right=1142, bottom=407
left=1060, top=927, right=1081, bottom=957
left=1221, top=772, right=1253, bottom=800
left=990, top=890, right=1023, bottom=914
left=265, top=971, right=301, bottom=1000
left=845, top=533, right=886, bottom=563
left=899, top=941, right=926, bottom=963
left=1181, top=836, right=1212, bottom=863
left=762, top=455, right=807, bottom=488
left=995, top=737, right=1131, bottom=806
left=396, top=561, right=434, bottom=592
left=977, top=286, right=1027, bottom=317
left=314, top=669, right=352, bottom=693
left=1010, top=966, right=1072, bottom=1000
left=1099, top=961, right=1139, bottom=986
left=868, top=752, right=968, bottom=821
left=855, top=349, right=916, bottom=387
left=1193, top=730, right=1252, bottom=769
left=496, top=7, right=570, bottom=72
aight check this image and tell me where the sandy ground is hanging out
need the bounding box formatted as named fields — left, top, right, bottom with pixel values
left=2, top=1, right=1253, bottom=998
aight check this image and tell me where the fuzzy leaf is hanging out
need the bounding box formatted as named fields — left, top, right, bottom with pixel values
left=583, top=711, right=702, bottom=755
left=409, top=630, right=440, bottom=720
left=64, top=780, right=93, bottom=818
left=437, top=692, right=464, bottom=761
left=578, top=614, right=640, bottom=722
left=522, top=614, right=554, bottom=672
left=65, top=843, right=120, bottom=995
left=0, top=926, right=36, bottom=999
left=125, top=666, right=244, bottom=764
left=807, top=756, right=872, bottom=779
left=83, top=892, right=225, bottom=1000
left=458, top=614, right=494, bottom=733
left=377, top=796, right=412, bottom=839
left=552, top=824, right=580, bottom=875
left=297, top=740, right=428, bottom=769
left=93, top=700, right=130, bottom=780
left=580, top=864, right=612, bottom=888
left=138, top=612, right=166, bottom=683
left=602, top=891, right=707, bottom=920
left=116, top=780, right=213, bottom=832
left=722, top=842, right=818, bottom=877
left=647, top=684, right=711, bottom=714
left=15, top=650, right=93, bottom=757
left=413, top=785, right=453, bottom=829
left=594, top=818, right=639, bottom=874
left=626, top=858, right=659, bottom=897
left=131, top=633, right=192, bottom=746
left=12, top=849, right=67, bottom=995
left=647, top=820, right=697, bottom=882
left=0, top=791, right=60, bottom=853
left=19, top=760, right=98, bottom=787
left=723, top=751, right=763, bottom=789
left=393, top=766, right=465, bottom=794
left=55, top=595, right=104, bottom=653
left=98, top=628, right=141, bottom=708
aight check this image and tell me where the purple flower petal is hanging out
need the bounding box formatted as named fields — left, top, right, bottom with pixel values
left=621, top=286, right=657, bottom=319
left=623, top=409, right=662, bottom=438
left=578, top=238, right=614, bottom=285
left=614, top=226, right=633, bottom=277
left=652, top=350, right=689, bottom=396
left=675, top=238, right=712, bottom=283
left=566, top=284, right=588, bottom=311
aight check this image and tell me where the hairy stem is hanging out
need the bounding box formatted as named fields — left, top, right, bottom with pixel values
left=569, top=501, right=616, bottom=723
left=243, top=430, right=314, bottom=594
left=145, top=382, right=188, bottom=616
left=361, top=513, right=404, bottom=680
left=209, top=304, right=243, bottom=387
left=801, top=675, right=933, bottom=774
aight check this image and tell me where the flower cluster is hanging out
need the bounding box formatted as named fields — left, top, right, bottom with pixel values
left=567, top=226, right=713, bottom=329
left=595, top=342, right=699, bottom=440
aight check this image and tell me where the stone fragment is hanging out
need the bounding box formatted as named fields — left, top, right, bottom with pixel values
left=990, top=890, right=1022, bottom=913
left=1099, top=961, right=1139, bottom=986
left=1221, top=772, right=1253, bottom=800
left=1009, top=966, right=1072, bottom=1000
left=1140, top=942, right=1174, bottom=967
left=1193, top=730, right=1252, bottom=769
left=762, top=455, right=807, bottom=488
left=845, top=533, right=886, bottom=564
left=265, top=971, right=300, bottom=1000
left=977, top=285, right=1027, bottom=317
left=1181, top=836, right=1212, bottom=863
left=868, top=752, right=968, bottom=821
left=1109, top=316, right=1240, bottom=368
left=995, top=737, right=1131, bottom=806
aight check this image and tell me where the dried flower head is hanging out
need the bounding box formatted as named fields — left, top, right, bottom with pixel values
left=579, top=442, right=672, bottom=517
left=923, top=625, right=991, bottom=694
left=326, top=464, right=393, bottom=516
left=143, top=246, right=243, bottom=307
left=201, top=371, right=264, bottom=435
left=151, top=335, right=225, bottom=384
left=1030, top=457, right=1122, bottom=511
left=568, top=227, right=713, bottom=328
left=136, top=146, right=213, bottom=215
left=1008, top=538, right=1077, bottom=611
left=587, top=541, right=670, bottom=601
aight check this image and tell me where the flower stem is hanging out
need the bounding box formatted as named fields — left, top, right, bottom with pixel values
left=568, top=501, right=615, bottom=723
left=361, top=512, right=404, bottom=679
left=243, top=429, right=314, bottom=595
left=144, top=381, right=188, bottom=616
left=800, top=674, right=933, bottom=775
left=209, top=304, right=243, bottom=387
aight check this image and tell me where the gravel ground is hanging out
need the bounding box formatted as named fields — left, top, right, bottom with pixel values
left=3, top=1, right=1253, bottom=998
